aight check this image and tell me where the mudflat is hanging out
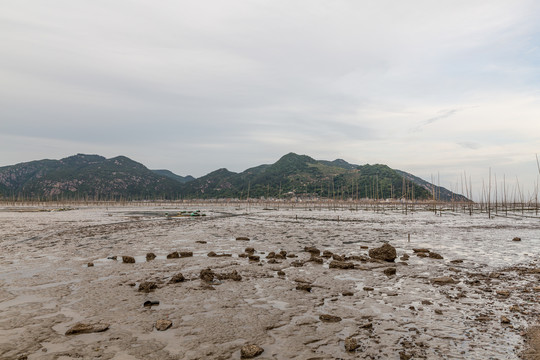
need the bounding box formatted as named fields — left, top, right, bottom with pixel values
left=0, top=205, right=539, bottom=359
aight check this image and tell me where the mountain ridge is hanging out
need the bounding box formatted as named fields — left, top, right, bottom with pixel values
left=0, top=153, right=468, bottom=201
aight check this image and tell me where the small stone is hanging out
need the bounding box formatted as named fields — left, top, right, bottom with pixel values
left=510, top=304, right=520, bottom=312
left=143, top=300, right=159, bottom=307
left=400, top=254, right=410, bottom=261
left=329, top=260, right=354, bottom=269
left=332, top=254, right=345, bottom=261
left=431, top=277, right=456, bottom=285
left=363, top=287, right=374, bottom=291
left=245, top=247, right=255, bottom=254
left=291, top=260, right=304, bottom=267
left=196, top=240, right=207, bottom=244
left=422, top=300, right=433, bottom=305
left=87, top=262, right=94, bottom=267
left=122, top=256, right=135, bottom=264
left=266, top=251, right=275, bottom=258
left=236, top=236, right=250, bottom=241
left=413, top=248, right=430, bottom=253
left=179, top=251, right=193, bottom=257
left=65, top=322, right=109, bottom=335
left=146, top=253, right=156, bottom=261
left=501, top=316, right=511, bottom=324
left=384, top=267, right=396, bottom=276
left=200, top=268, right=215, bottom=283
left=207, top=251, right=217, bottom=257
left=166, top=251, right=179, bottom=259
left=286, top=253, right=297, bottom=258
left=319, top=314, right=342, bottom=323
left=169, top=273, right=185, bottom=283
left=138, top=281, right=157, bottom=293
left=248, top=255, right=260, bottom=262
left=434, top=309, right=443, bottom=315
left=368, top=243, right=397, bottom=262
left=417, top=253, right=428, bottom=258
left=296, top=284, right=312, bottom=292
left=155, top=319, right=172, bottom=331
left=304, top=246, right=320, bottom=255
left=322, top=250, right=333, bottom=258
left=310, top=255, right=323, bottom=264
left=512, top=237, right=521, bottom=242
left=344, top=337, right=359, bottom=352
left=342, top=291, right=354, bottom=296
left=429, top=252, right=444, bottom=259
left=107, top=256, right=117, bottom=260
left=238, top=253, right=248, bottom=258
left=360, top=322, right=373, bottom=329
left=240, top=344, right=264, bottom=358
left=450, top=259, right=464, bottom=263
left=217, top=270, right=242, bottom=281
left=277, top=270, right=285, bottom=276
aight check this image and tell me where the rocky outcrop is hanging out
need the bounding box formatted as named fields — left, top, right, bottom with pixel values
left=368, top=244, right=397, bottom=262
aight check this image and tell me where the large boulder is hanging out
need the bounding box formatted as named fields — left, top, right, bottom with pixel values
left=368, top=244, right=397, bottom=262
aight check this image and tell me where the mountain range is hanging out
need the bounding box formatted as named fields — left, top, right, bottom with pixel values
left=0, top=153, right=468, bottom=201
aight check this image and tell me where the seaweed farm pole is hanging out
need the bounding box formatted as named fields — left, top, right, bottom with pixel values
left=488, top=167, right=491, bottom=218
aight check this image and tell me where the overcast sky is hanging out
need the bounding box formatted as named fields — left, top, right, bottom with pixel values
left=1, top=1, right=540, bottom=199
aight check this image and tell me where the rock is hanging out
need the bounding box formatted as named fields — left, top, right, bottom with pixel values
left=169, top=273, right=185, bottom=283
left=319, top=314, right=342, bottom=323
left=166, top=251, right=179, bottom=259
left=501, top=316, right=511, bottom=324
left=304, top=246, right=320, bottom=255
left=275, top=254, right=286, bottom=260
left=512, top=237, right=521, bottom=242
left=245, top=247, right=255, bottom=254
left=332, top=254, right=345, bottom=261
left=217, top=270, right=242, bottom=281
left=200, top=268, right=215, bottom=283
left=286, top=253, right=297, bottom=258
left=342, top=291, right=354, bottom=296
left=196, top=240, right=207, bottom=244
left=236, top=237, right=250, bottom=241
left=267, top=259, right=278, bottom=264
left=296, top=284, right=312, bottom=292
left=400, top=254, right=410, bottom=261
left=279, top=250, right=287, bottom=257
left=384, top=267, right=396, bottom=276
left=434, top=309, right=443, bottom=315
left=277, top=270, right=285, bottom=276
left=422, top=300, right=433, bottom=305
left=248, top=255, right=260, bottom=262
left=450, top=259, right=464, bottom=263
left=87, top=262, right=94, bottom=267
left=510, top=304, right=520, bottom=312
left=368, top=244, right=397, bottom=262
left=322, top=250, right=333, bottom=258
left=179, top=251, right=193, bottom=257
left=122, top=256, right=135, bottom=264
left=240, top=344, right=264, bottom=358
left=413, top=248, right=430, bottom=253
left=146, top=253, right=156, bottom=261
left=266, top=251, right=275, bottom=259
left=143, top=300, right=159, bottom=307
left=155, top=319, right=172, bottom=331
left=363, top=287, right=374, bottom=291
left=309, top=254, right=324, bottom=264
left=291, top=260, right=304, bottom=267
left=344, top=337, right=359, bottom=352
left=429, top=252, right=444, bottom=259
left=65, top=322, right=110, bottom=335
left=107, top=256, right=117, bottom=260
left=329, top=260, right=354, bottom=269
left=431, top=277, right=456, bottom=285
left=207, top=251, right=217, bottom=257
left=238, top=253, right=248, bottom=258
left=138, top=281, right=157, bottom=293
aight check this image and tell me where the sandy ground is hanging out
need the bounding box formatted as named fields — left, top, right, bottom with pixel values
left=0, top=204, right=539, bottom=360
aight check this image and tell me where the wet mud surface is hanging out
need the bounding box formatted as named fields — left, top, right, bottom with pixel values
left=0, top=205, right=539, bottom=359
